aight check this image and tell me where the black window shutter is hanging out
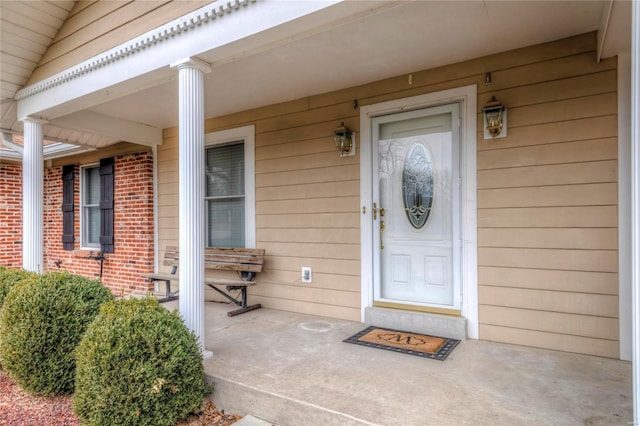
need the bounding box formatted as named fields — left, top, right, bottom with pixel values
left=99, top=157, right=115, bottom=253
left=61, top=165, right=75, bottom=250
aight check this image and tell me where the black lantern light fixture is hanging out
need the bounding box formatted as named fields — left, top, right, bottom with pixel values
left=482, top=96, right=507, bottom=139
left=333, top=122, right=355, bottom=157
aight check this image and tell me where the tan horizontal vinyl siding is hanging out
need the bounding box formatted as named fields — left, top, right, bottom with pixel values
left=475, top=36, right=618, bottom=358
left=27, top=0, right=211, bottom=84
left=253, top=103, right=361, bottom=321
left=156, top=134, right=178, bottom=255
left=159, top=107, right=362, bottom=321
left=158, top=33, right=619, bottom=353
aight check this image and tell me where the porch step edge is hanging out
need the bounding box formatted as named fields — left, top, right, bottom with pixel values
left=364, top=306, right=467, bottom=340
left=206, top=374, right=378, bottom=426
left=233, top=414, right=277, bottom=426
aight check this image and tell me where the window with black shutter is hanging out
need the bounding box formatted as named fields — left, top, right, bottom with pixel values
left=81, top=165, right=100, bottom=249
left=61, top=165, right=75, bottom=250
left=80, top=157, right=115, bottom=253
left=99, top=157, right=114, bottom=253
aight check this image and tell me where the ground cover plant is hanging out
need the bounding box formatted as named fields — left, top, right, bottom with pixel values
left=0, top=271, right=113, bottom=395
left=73, top=297, right=210, bottom=425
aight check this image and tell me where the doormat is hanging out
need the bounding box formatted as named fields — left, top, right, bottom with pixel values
left=343, top=326, right=459, bottom=361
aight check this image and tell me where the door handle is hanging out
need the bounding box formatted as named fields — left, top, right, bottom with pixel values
left=373, top=203, right=386, bottom=221
left=380, top=220, right=385, bottom=250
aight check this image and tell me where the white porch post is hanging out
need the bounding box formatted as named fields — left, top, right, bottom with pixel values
left=21, top=117, right=45, bottom=273
left=171, top=57, right=212, bottom=356
left=632, top=0, right=640, bottom=422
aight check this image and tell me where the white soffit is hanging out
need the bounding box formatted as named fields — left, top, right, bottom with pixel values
left=1, top=132, right=96, bottom=162
left=50, top=111, right=162, bottom=148
left=88, top=0, right=608, bottom=130
left=13, top=0, right=613, bottom=141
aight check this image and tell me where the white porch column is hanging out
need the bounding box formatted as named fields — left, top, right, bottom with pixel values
left=21, top=117, right=46, bottom=273
left=632, top=0, right=640, bottom=422
left=171, top=57, right=211, bottom=356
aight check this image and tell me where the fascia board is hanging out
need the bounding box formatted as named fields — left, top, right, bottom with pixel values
left=0, top=148, right=21, bottom=160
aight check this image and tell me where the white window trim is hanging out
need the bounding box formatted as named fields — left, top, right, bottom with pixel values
left=205, top=125, right=256, bottom=248
left=79, top=162, right=100, bottom=250
left=359, top=85, right=478, bottom=338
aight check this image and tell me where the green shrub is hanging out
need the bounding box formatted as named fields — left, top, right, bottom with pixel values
left=0, top=271, right=114, bottom=395
left=73, top=297, right=209, bottom=426
left=0, top=267, right=36, bottom=311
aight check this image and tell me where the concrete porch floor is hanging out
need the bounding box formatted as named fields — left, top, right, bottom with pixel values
left=162, top=300, right=632, bottom=426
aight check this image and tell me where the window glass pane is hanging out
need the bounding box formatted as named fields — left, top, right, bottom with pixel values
left=84, top=167, right=100, bottom=204
left=82, top=165, right=100, bottom=248
left=208, top=198, right=245, bottom=248
left=206, top=142, right=245, bottom=248
left=84, top=206, right=100, bottom=246
left=206, top=143, right=244, bottom=197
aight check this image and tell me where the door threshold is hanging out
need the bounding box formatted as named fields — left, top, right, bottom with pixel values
left=366, top=305, right=467, bottom=340
left=373, top=301, right=461, bottom=317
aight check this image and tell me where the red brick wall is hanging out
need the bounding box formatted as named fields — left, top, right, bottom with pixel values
left=0, top=163, right=23, bottom=268
left=42, top=152, right=154, bottom=295
left=106, top=152, right=155, bottom=294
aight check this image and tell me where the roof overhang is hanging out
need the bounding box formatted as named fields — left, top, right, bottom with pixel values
left=1, top=131, right=95, bottom=162
left=5, top=0, right=633, bottom=156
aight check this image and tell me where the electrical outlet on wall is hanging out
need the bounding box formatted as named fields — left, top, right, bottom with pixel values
left=301, top=267, right=312, bottom=283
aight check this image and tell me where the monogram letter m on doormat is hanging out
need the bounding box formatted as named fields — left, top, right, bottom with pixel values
left=343, top=326, right=459, bottom=360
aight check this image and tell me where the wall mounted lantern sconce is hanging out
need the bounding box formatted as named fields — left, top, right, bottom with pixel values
left=482, top=96, right=507, bottom=139
left=333, top=122, right=355, bottom=157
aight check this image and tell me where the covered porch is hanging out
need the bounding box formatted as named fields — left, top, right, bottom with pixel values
left=1, top=0, right=638, bottom=422
left=164, top=300, right=632, bottom=425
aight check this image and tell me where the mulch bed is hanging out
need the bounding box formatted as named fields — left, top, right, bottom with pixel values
left=0, top=373, right=78, bottom=426
left=0, top=372, right=240, bottom=426
left=176, top=402, right=242, bottom=426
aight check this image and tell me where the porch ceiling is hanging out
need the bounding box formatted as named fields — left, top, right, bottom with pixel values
left=1, top=0, right=632, bottom=153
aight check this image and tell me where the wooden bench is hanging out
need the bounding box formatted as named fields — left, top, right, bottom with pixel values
left=142, top=245, right=264, bottom=317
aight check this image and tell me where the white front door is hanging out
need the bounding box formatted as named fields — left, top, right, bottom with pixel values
left=372, top=103, right=461, bottom=308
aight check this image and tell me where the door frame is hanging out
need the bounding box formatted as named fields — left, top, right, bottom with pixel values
left=359, top=85, right=479, bottom=338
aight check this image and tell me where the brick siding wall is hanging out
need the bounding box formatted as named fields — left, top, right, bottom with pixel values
left=104, top=152, right=155, bottom=294
left=2, top=152, right=155, bottom=295
left=0, top=163, right=23, bottom=267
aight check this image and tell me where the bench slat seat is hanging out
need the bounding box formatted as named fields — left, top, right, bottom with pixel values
left=141, top=274, right=258, bottom=287
left=205, top=277, right=257, bottom=287
left=143, top=245, right=264, bottom=316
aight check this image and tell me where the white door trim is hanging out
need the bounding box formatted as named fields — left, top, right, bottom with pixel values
left=618, top=52, right=632, bottom=361
left=360, top=85, right=478, bottom=338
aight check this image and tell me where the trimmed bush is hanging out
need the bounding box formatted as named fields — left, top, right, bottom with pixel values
left=0, top=267, right=36, bottom=311
left=0, top=271, right=114, bottom=395
left=74, top=297, right=208, bottom=426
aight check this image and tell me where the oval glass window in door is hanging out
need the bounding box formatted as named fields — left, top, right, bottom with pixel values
left=402, top=143, right=434, bottom=229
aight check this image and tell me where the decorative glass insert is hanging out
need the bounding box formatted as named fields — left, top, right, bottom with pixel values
left=402, top=143, right=434, bottom=229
